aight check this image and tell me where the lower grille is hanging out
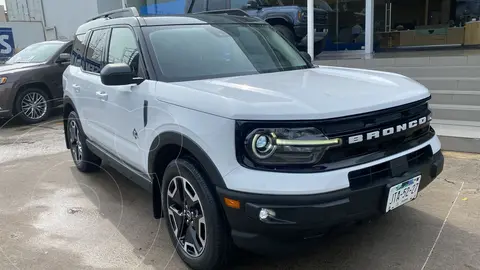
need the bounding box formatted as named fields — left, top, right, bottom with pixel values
left=348, top=146, right=433, bottom=190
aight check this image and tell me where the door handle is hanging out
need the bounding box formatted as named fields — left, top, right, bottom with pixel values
left=95, top=91, right=108, bottom=101
left=72, top=84, right=80, bottom=93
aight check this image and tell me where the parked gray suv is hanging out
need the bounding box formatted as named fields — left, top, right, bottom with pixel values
left=0, top=40, right=72, bottom=124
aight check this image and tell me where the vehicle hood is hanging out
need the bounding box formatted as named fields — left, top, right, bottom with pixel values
left=169, top=66, right=430, bottom=120
left=0, top=63, right=42, bottom=74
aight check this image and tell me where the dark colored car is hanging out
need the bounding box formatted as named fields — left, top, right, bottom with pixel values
left=0, top=40, right=72, bottom=124
left=187, top=0, right=331, bottom=56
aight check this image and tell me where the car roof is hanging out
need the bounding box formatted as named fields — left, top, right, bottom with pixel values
left=37, top=40, right=69, bottom=45
left=75, top=14, right=266, bottom=35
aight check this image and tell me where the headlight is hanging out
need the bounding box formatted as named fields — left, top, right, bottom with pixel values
left=298, top=11, right=307, bottom=21
left=0, top=77, right=7, bottom=85
left=244, top=127, right=342, bottom=166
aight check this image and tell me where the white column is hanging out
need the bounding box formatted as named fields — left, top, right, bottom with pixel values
left=122, top=0, right=128, bottom=8
left=307, top=0, right=314, bottom=58
left=365, top=0, right=374, bottom=57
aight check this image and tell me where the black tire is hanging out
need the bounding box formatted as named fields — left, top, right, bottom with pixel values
left=161, top=158, right=231, bottom=270
left=14, top=88, right=51, bottom=124
left=67, top=111, right=102, bottom=172
left=314, top=40, right=325, bottom=56
left=273, top=24, right=296, bottom=45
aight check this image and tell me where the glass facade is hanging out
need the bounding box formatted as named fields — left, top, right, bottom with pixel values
left=124, top=0, right=480, bottom=55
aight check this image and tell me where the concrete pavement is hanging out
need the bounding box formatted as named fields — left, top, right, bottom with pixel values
left=0, top=118, right=479, bottom=269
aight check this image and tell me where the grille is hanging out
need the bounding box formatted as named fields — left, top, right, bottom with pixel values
left=318, top=98, right=432, bottom=165
left=348, top=146, right=432, bottom=190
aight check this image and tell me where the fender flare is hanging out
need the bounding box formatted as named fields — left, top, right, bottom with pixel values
left=147, top=131, right=227, bottom=188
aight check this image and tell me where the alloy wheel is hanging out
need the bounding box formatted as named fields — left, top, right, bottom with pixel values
left=167, top=176, right=207, bottom=257
left=21, top=92, right=47, bottom=120
left=68, top=119, right=83, bottom=163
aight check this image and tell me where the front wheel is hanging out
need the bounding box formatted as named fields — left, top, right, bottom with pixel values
left=314, top=40, right=325, bottom=56
left=14, top=88, right=51, bottom=124
left=162, top=158, right=231, bottom=270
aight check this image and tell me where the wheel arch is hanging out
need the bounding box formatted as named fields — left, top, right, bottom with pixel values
left=148, top=131, right=227, bottom=219
left=63, top=96, right=77, bottom=149
left=265, top=16, right=293, bottom=27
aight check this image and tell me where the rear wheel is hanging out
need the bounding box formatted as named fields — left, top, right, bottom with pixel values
left=162, top=158, right=231, bottom=270
left=67, top=111, right=102, bottom=172
left=273, top=24, right=296, bottom=45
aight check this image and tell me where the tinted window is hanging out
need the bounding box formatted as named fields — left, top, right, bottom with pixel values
left=146, top=24, right=309, bottom=82
left=187, top=0, right=206, bottom=12
left=63, top=44, right=72, bottom=54
left=231, top=0, right=248, bottom=9
left=71, top=34, right=86, bottom=67
left=84, top=29, right=109, bottom=73
left=107, top=28, right=140, bottom=77
left=5, top=42, right=65, bottom=64
left=207, top=0, right=226, bottom=10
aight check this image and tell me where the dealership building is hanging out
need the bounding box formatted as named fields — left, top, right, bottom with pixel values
left=7, top=0, right=478, bottom=57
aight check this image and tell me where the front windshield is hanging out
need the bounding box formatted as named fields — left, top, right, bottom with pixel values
left=145, top=23, right=310, bottom=82
left=6, top=42, right=64, bottom=64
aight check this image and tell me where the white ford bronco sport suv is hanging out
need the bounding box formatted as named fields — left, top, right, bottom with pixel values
left=63, top=7, right=444, bottom=270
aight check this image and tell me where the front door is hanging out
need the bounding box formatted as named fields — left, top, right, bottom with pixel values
left=101, top=27, right=147, bottom=171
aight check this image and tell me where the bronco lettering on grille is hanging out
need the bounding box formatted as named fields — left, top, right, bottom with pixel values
left=347, top=115, right=432, bottom=144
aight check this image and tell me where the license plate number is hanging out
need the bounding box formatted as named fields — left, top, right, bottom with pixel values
left=385, top=175, right=421, bottom=213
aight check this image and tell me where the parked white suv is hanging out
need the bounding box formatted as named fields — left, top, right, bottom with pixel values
left=63, top=7, right=444, bottom=270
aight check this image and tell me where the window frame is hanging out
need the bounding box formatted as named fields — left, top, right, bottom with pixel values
left=105, top=25, right=147, bottom=79
left=81, top=27, right=111, bottom=75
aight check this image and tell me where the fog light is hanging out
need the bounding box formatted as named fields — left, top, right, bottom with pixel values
left=259, top=208, right=276, bottom=221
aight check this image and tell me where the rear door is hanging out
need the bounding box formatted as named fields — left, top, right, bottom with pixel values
left=75, top=28, right=113, bottom=149
left=65, top=33, right=88, bottom=128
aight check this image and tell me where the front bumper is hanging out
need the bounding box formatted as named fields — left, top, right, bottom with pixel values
left=0, top=84, right=13, bottom=118
left=0, top=109, right=11, bottom=118
left=217, top=150, right=444, bottom=253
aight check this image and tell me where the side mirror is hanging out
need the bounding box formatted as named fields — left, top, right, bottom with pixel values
left=299, top=51, right=312, bottom=63
left=100, top=63, right=144, bottom=86
left=56, top=53, right=70, bottom=64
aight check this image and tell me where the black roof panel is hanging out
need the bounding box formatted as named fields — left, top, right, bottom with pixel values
left=139, top=14, right=266, bottom=26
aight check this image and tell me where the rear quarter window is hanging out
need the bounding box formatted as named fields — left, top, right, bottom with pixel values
left=71, top=34, right=86, bottom=67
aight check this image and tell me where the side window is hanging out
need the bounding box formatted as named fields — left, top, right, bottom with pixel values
left=71, top=34, right=86, bottom=67
left=107, top=28, right=140, bottom=77
left=84, top=29, right=109, bottom=73
left=207, top=0, right=226, bottom=10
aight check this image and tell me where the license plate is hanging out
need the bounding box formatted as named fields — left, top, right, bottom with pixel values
left=385, top=175, right=421, bottom=213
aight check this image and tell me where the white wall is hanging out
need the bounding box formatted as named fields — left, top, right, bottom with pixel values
left=42, top=0, right=98, bottom=41
left=5, top=0, right=44, bottom=22
left=0, top=5, right=7, bottom=22
left=0, top=21, right=45, bottom=50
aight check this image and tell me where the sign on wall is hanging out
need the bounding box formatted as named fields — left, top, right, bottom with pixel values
left=0, top=27, right=15, bottom=60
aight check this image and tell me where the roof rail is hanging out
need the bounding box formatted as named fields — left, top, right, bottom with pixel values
left=194, top=9, right=251, bottom=17
left=87, top=7, right=139, bottom=22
